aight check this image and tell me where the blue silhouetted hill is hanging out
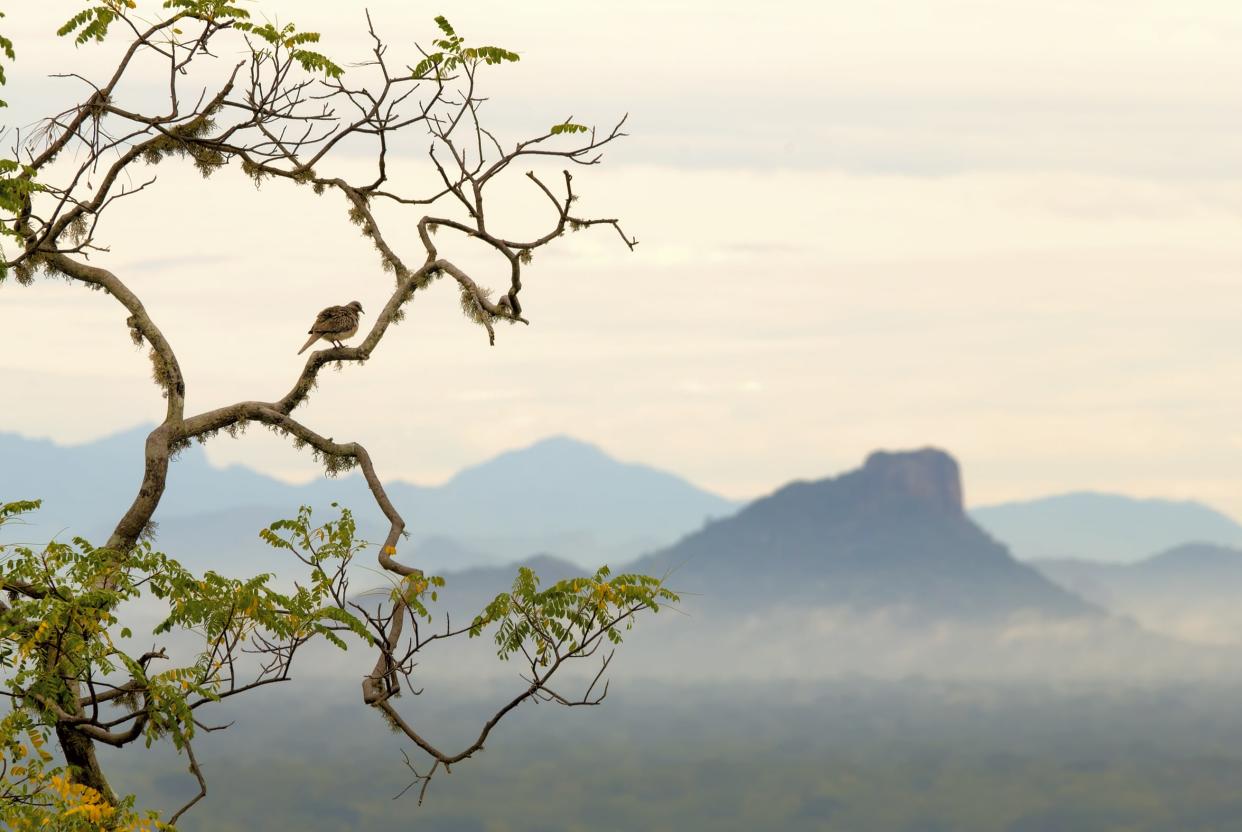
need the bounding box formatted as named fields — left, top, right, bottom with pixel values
left=0, top=427, right=739, bottom=573
left=972, top=493, right=1242, bottom=564
left=1034, top=543, right=1242, bottom=643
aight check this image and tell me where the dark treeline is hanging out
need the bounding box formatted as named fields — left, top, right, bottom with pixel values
left=105, top=678, right=1242, bottom=832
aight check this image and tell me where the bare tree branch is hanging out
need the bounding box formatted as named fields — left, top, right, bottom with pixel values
left=0, top=7, right=656, bottom=821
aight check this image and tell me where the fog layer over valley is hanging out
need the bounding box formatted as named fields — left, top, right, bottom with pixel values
left=9, top=430, right=1242, bottom=829
left=9, top=428, right=1242, bottom=681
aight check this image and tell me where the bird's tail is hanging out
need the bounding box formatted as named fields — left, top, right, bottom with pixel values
left=296, top=333, right=320, bottom=355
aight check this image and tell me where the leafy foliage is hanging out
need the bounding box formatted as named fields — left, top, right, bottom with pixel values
left=0, top=10, right=14, bottom=108
left=472, top=566, right=678, bottom=663
left=57, top=1, right=148, bottom=46
left=0, top=500, right=371, bottom=828
left=58, top=2, right=341, bottom=79
left=233, top=21, right=342, bottom=79
left=0, top=13, right=31, bottom=272
left=59, top=0, right=252, bottom=47
left=410, top=15, right=520, bottom=80
left=0, top=717, right=162, bottom=831
left=0, top=497, right=674, bottom=823
left=0, top=161, right=41, bottom=217
left=160, top=0, right=250, bottom=18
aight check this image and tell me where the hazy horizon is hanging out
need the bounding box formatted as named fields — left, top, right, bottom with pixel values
left=6, top=421, right=1241, bottom=521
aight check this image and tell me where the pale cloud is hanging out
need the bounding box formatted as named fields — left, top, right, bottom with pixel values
left=8, top=2, right=1242, bottom=176
left=124, top=254, right=236, bottom=273
left=3, top=3, right=1242, bottom=521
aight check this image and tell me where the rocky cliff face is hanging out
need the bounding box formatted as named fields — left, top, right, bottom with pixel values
left=859, top=448, right=964, bottom=516
left=632, top=448, right=1095, bottom=621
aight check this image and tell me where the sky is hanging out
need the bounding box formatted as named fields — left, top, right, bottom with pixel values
left=3, top=1, right=1242, bottom=514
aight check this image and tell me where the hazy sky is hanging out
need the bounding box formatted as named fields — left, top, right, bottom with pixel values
left=3, top=1, right=1242, bottom=514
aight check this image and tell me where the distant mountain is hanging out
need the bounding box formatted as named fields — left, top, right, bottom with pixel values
left=0, top=427, right=740, bottom=574
left=0, top=426, right=346, bottom=538
left=1036, top=544, right=1242, bottom=603
left=1136, top=543, right=1242, bottom=579
left=971, top=493, right=1242, bottom=564
left=1034, top=544, right=1242, bottom=645
left=630, top=448, right=1095, bottom=621
left=395, top=435, right=736, bottom=559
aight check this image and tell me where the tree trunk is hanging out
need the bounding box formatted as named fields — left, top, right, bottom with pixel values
left=56, top=723, right=117, bottom=805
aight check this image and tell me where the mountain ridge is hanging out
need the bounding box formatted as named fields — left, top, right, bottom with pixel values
left=971, top=492, right=1242, bottom=564
left=627, top=447, right=1096, bottom=621
left=1033, top=543, right=1242, bottom=644
left=0, top=425, right=740, bottom=573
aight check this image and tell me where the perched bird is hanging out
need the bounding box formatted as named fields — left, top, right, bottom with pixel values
left=297, top=301, right=364, bottom=354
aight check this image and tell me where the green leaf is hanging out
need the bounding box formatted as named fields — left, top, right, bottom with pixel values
left=58, top=7, right=120, bottom=47
left=434, top=15, right=456, bottom=38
